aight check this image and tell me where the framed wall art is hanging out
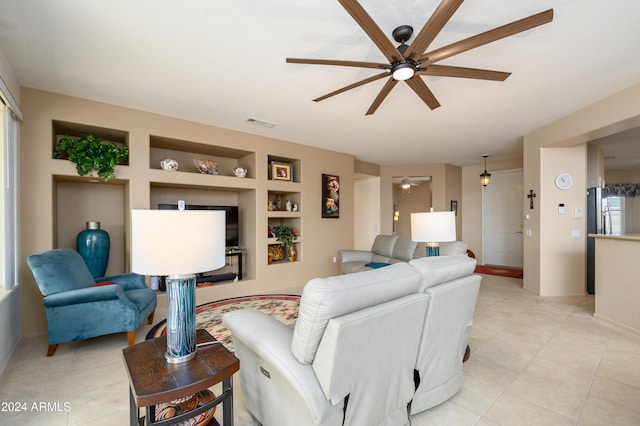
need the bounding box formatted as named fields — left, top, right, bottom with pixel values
left=271, top=161, right=293, bottom=181
left=451, top=200, right=458, bottom=216
left=322, top=174, right=340, bottom=218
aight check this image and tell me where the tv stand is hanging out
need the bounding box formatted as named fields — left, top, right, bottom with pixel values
left=196, top=249, right=243, bottom=284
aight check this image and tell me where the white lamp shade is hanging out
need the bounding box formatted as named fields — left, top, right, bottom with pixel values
left=131, top=209, right=226, bottom=276
left=411, top=211, right=456, bottom=242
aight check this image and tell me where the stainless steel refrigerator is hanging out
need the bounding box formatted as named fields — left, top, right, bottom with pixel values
left=586, top=187, right=610, bottom=294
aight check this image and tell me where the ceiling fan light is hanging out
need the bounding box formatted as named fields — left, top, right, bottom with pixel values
left=392, top=63, right=415, bottom=81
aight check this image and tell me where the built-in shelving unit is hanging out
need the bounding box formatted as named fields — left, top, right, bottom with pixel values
left=266, top=155, right=302, bottom=264
left=52, top=120, right=307, bottom=284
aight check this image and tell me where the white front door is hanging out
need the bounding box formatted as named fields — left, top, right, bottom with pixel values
left=483, top=170, right=524, bottom=267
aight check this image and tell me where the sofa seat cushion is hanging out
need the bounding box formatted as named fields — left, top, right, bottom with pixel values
left=125, top=288, right=157, bottom=312
left=292, top=262, right=421, bottom=364
left=409, top=254, right=477, bottom=290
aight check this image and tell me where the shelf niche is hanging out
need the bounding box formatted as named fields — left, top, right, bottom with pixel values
left=268, top=155, right=301, bottom=183
left=52, top=120, right=129, bottom=166
left=150, top=135, right=255, bottom=178
left=150, top=183, right=256, bottom=281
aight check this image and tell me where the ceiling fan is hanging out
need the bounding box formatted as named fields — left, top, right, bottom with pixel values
left=286, top=0, right=553, bottom=115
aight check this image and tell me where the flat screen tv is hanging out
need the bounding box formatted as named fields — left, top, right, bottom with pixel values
left=158, top=204, right=239, bottom=248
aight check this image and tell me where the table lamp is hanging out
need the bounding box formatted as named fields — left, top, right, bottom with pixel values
left=131, top=209, right=226, bottom=363
left=411, top=208, right=456, bottom=256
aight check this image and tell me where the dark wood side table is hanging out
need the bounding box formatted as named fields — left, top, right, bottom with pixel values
left=123, top=329, right=239, bottom=426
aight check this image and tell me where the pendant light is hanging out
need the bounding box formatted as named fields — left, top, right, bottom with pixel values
left=480, top=154, right=491, bottom=187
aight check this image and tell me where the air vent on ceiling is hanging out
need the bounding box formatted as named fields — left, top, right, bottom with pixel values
left=604, top=155, right=617, bottom=160
left=244, top=117, right=276, bottom=128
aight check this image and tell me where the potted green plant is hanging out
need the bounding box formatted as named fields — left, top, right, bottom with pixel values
left=272, top=225, right=296, bottom=247
left=53, top=134, right=128, bottom=181
left=272, top=225, right=298, bottom=261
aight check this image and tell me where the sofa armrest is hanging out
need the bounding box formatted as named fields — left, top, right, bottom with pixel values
left=96, top=272, right=146, bottom=291
left=42, top=284, right=130, bottom=308
left=338, top=250, right=373, bottom=264
left=223, top=310, right=332, bottom=422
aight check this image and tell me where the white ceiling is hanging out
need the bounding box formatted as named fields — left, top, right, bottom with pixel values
left=1, top=0, right=639, bottom=167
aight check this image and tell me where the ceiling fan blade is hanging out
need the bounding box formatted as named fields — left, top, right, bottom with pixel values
left=417, top=64, right=511, bottom=81
left=338, top=0, right=403, bottom=63
left=365, top=78, right=398, bottom=115
left=286, top=58, right=388, bottom=70
left=405, top=77, right=441, bottom=110
left=403, top=0, right=464, bottom=59
left=313, top=72, right=389, bottom=102
left=419, top=9, right=553, bottom=65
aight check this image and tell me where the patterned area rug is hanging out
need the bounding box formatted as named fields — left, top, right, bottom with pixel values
left=146, top=294, right=300, bottom=352
left=474, top=265, right=523, bottom=279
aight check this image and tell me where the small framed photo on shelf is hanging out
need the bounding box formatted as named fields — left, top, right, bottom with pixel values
left=271, top=161, right=293, bottom=181
left=451, top=200, right=458, bottom=216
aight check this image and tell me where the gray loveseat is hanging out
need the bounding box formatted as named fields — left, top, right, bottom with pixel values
left=338, top=234, right=468, bottom=274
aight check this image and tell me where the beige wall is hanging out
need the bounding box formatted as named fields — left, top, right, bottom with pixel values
left=379, top=164, right=460, bottom=235
left=20, top=88, right=355, bottom=336
left=393, top=180, right=431, bottom=238
left=354, top=176, right=380, bottom=250
left=524, top=82, right=640, bottom=296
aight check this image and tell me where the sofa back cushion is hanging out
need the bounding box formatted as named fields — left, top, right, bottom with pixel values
left=439, top=241, right=469, bottom=256
left=392, top=236, right=420, bottom=261
left=27, top=249, right=95, bottom=296
left=409, top=254, right=477, bottom=290
left=370, top=235, right=398, bottom=258
left=292, top=262, right=421, bottom=364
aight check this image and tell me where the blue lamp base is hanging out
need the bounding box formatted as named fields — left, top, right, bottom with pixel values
left=165, top=274, right=197, bottom=364
left=426, top=243, right=440, bottom=257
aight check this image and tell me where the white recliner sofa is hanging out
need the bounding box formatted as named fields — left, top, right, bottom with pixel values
left=408, top=254, right=480, bottom=413
left=224, top=263, right=428, bottom=426
left=223, top=254, right=480, bottom=425
left=338, top=234, right=468, bottom=274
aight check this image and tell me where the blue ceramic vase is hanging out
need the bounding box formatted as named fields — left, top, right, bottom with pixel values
left=76, top=221, right=110, bottom=278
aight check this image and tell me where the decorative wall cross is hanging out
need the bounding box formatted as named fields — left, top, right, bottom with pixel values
left=527, top=189, right=537, bottom=209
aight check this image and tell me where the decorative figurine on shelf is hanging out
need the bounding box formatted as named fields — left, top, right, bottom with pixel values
left=233, top=166, right=247, bottom=178
left=160, top=156, right=178, bottom=171
left=292, top=203, right=298, bottom=212
left=286, top=200, right=292, bottom=212
left=268, top=200, right=274, bottom=211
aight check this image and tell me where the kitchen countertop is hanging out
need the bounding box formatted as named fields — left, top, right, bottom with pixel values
left=588, top=234, right=640, bottom=241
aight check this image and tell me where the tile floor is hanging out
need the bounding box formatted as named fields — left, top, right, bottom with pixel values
left=1, top=274, right=639, bottom=425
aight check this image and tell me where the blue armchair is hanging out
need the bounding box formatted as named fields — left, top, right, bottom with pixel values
left=27, top=248, right=157, bottom=356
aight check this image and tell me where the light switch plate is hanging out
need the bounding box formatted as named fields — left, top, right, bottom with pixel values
left=574, top=207, right=584, bottom=219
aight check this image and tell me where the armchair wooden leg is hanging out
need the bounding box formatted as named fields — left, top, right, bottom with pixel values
left=46, top=344, right=58, bottom=357
left=147, top=310, right=155, bottom=325
left=127, top=331, right=136, bottom=346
